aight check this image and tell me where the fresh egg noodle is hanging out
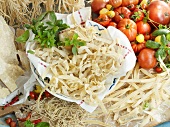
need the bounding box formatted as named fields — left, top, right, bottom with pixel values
left=31, top=24, right=124, bottom=106
left=20, top=63, right=170, bottom=127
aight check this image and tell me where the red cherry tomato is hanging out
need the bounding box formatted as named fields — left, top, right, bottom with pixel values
left=91, top=0, right=108, bottom=13
left=10, top=121, right=16, bottom=127
left=94, top=14, right=111, bottom=27
left=109, top=0, right=122, bottom=8
left=155, top=66, right=163, bottom=73
left=127, top=4, right=136, bottom=11
left=113, top=7, right=131, bottom=23
left=29, top=91, right=36, bottom=99
left=5, top=117, right=12, bottom=125
left=136, top=21, right=151, bottom=35
left=144, top=34, right=151, bottom=40
left=131, top=41, right=146, bottom=53
left=44, top=91, right=51, bottom=98
left=108, top=22, right=117, bottom=28
left=137, top=48, right=157, bottom=69
left=131, top=8, right=145, bottom=22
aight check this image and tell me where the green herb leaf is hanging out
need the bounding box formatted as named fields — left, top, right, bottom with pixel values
left=27, top=50, right=35, bottom=54
left=49, top=11, right=56, bottom=24
left=24, top=120, right=34, bottom=127
left=166, top=32, right=170, bottom=41
left=146, top=40, right=161, bottom=49
left=16, top=30, right=29, bottom=43
left=155, top=48, right=167, bottom=60
left=35, top=12, right=48, bottom=23
left=161, top=34, right=168, bottom=46
left=35, top=122, right=50, bottom=127
left=72, top=46, right=78, bottom=55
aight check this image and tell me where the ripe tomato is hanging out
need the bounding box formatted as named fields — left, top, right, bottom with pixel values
left=91, top=0, right=108, bottom=13
left=113, top=7, right=131, bottom=23
left=94, top=14, right=111, bottom=27
left=10, top=121, right=16, bottom=127
left=121, top=0, right=139, bottom=6
left=131, top=41, right=146, bottom=53
left=44, top=90, right=51, bottom=98
left=154, top=66, right=163, bottom=73
left=107, top=22, right=117, bottom=28
left=109, top=0, right=122, bottom=8
left=136, top=21, right=151, bottom=35
left=144, top=34, right=151, bottom=40
left=29, top=91, right=36, bottom=99
left=5, top=117, right=12, bottom=125
left=147, top=0, right=170, bottom=25
left=131, top=8, right=145, bottom=22
left=127, top=4, right=136, bottom=11
left=137, top=48, right=157, bottom=69
left=117, top=19, right=137, bottom=42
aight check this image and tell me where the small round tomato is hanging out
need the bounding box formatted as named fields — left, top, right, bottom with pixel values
left=94, top=14, right=111, bottom=27
left=109, top=0, right=122, bottom=8
left=10, top=121, right=16, bottom=127
left=44, top=91, right=51, bottom=98
left=136, top=34, right=144, bottom=43
left=29, top=91, right=36, bottom=99
left=121, top=0, right=139, bottom=6
left=91, top=0, right=108, bottom=13
left=117, top=19, right=137, bottom=42
left=107, top=11, right=115, bottom=18
left=131, top=8, right=145, bottom=22
left=5, top=117, right=12, bottom=125
left=131, top=41, right=146, bottom=53
left=144, top=34, right=151, bottom=40
left=138, top=48, right=157, bottom=69
left=136, top=21, right=151, bottom=35
left=113, top=7, right=131, bottom=23
left=155, top=66, right=163, bottom=73
left=127, top=4, right=136, bottom=11
left=108, top=22, right=117, bottom=28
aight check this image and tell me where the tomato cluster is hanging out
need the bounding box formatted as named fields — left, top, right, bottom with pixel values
left=5, top=117, right=17, bottom=127
left=28, top=85, right=52, bottom=101
left=91, top=0, right=170, bottom=71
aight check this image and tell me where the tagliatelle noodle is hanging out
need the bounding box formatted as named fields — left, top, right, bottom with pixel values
left=32, top=24, right=124, bottom=106
left=19, top=62, right=170, bottom=127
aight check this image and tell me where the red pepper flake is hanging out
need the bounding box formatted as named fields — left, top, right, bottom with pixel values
left=32, top=119, right=42, bottom=124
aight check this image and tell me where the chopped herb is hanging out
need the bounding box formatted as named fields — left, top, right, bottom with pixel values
left=16, top=30, right=29, bottom=43
left=24, top=120, right=50, bottom=127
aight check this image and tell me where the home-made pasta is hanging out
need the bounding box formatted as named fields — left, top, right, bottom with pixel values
left=31, top=25, right=124, bottom=106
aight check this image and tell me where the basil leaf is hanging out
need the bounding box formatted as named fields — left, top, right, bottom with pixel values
left=146, top=40, right=160, bottom=49
left=161, top=34, right=168, bottom=46
left=166, top=32, right=170, bottom=41
left=155, top=48, right=167, bottom=60
left=72, top=46, right=78, bottom=55
left=36, top=12, right=48, bottom=22
left=35, top=122, right=50, bottom=127
left=24, top=120, right=34, bottom=127
left=16, top=30, right=29, bottom=43
left=49, top=11, right=56, bottom=24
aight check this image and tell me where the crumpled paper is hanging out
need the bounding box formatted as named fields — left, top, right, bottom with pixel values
left=25, top=7, right=137, bottom=113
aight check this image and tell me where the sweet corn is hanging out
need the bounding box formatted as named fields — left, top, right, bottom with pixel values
left=107, top=11, right=115, bottom=18
left=99, top=8, right=109, bottom=15
left=106, top=4, right=113, bottom=11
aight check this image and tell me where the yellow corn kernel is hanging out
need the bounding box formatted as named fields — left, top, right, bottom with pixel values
left=99, top=8, right=109, bottom=15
